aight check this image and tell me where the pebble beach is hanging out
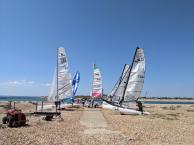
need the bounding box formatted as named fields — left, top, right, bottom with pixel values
left=0, top=101, right=194, bottom=145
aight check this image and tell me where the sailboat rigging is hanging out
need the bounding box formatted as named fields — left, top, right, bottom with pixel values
left=38, top=47, right=80, bottom=111
left=102, top=47, right=150, bottom=115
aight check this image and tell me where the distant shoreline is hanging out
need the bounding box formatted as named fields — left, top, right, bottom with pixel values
left=143, top=98, right=194, bottom=102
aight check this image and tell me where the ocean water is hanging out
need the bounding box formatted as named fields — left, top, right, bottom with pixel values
left=144, top=101, right=194, bottom=105
left=0, top=96, right=193, bottom=105
left=0, top=96, right=47, bottom=102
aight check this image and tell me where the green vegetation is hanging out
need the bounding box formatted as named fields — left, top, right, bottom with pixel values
left=150, top=113, right=179, bottom=120
left=161, top=105, right=181, bottom=110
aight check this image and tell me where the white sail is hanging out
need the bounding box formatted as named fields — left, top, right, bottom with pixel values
left=48, top=47, right=72, bottom=102
left=102, top=47, right=148, bottom=115
left=123, top=48, right=145, bottom=102
left=110, top=64, right=130, bottom=103
left=91, top=64, right=103, bottom=98
left=48, top=68, right=57, bottom=102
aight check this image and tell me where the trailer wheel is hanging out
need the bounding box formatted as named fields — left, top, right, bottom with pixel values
left=12, top=121, right=18, bottom=127
left=45, top=115, right=53, bottom=121
left=21, top=114, right=26, bottom=126
left=7, top=115, right=14, bottom=127
left=2, top=116, right=7, bottom=124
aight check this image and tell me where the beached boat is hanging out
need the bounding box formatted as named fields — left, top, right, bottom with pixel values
left=91, top=64, right=103, bottom=98
left=102, top=47, right=150, bottom=115
left=38, top=47, right=80, bottom=110
left=87, top=64, right=103, bottom=107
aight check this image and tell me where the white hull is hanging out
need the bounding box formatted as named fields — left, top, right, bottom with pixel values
left=102, top=101, right=150, bottom=115
left=118, top=107, right=150, bottom=115
left=102, top=102, right=117, bottom=110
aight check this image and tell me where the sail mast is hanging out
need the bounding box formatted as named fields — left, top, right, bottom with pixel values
left=91, top=64, right=94, bottom=97
left=120, top=47, right=139, bottom=104
left=56, top=48, right=59, bottom=102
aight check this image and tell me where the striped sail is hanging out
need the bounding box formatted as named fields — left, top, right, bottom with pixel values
left=48, top=47, right=72, bottom=102
left=91, top=64, right=103, bottom=98
left=123, top=48, right=145, bottom=102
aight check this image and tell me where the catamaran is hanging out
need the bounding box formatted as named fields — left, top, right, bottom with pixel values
left=88, top=64, right=103, bottom=107
left=38, top=47, right=80, bottom=110
left=102, top=47, right=150, bottom=115
left=91, top=64, right=103, bottom=98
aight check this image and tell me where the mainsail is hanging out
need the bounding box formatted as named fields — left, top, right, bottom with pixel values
left=91, top=64, right=103, bottom=98
left=48, top=47, right=72, bottom=102
left=105, top=47, right=145, bottom=106
left=123, top=47, right=145, bottom=102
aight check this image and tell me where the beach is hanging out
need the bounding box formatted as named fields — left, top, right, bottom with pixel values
left=0, top=102, right=194, bottom=145
left=103, top=104, right=194, bottom=145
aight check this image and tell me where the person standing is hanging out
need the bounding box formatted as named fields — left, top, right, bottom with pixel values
left=136, top=101, right=143, bottom=114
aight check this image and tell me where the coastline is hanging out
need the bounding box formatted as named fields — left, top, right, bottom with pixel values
left=143, top=98, right=194, bottom=102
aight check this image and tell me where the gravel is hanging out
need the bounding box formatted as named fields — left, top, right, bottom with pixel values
left=1, top=102, right=194, bottom=145
left=102, top=104, right=194, bottom=145
left=0, top=102, right=83, bottom=145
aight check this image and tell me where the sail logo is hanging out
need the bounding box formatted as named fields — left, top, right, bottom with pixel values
left=94, top=73, right=100, bottom=76
left=60, top=56, right=66, bottom=64
left=134, top=57, right=144, bottom=62
left=138, top=75, right=144, bottom=78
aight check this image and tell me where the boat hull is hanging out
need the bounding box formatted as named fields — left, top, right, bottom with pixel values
left=102, top=101, right=150, bottom=115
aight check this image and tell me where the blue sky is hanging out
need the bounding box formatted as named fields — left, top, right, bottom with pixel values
left=0, top=0, right=194, bottom=97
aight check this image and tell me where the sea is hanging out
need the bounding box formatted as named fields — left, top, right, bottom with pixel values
left=0, top=96, right=47, bottom=102
left=144, top=101, right=194, bottom=105
left=0, top=96, right=194, bottom=104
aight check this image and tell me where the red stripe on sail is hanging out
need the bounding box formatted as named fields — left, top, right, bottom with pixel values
left=92, top=92, right=102, bottom=98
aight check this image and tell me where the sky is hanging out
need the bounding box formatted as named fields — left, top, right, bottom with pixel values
left=0, top=0, right=194, bottom=97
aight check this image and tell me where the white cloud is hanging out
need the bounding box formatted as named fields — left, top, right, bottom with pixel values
left=1, top=80, right=35, bottom=87
left=41, top=83, right=51, bottom=87
left=0, top=80, right=52, bottom=88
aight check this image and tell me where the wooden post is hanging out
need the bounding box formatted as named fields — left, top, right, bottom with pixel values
left=41, top=101, right=43, bottom=112
left=36, top=102, right=38, bottom=112
left=13, top=102, right=15, bottom=109
left=9, top=101, right=12, bottom=109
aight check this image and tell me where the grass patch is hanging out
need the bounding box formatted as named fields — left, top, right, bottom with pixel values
left=150, top=113, right=179, bottom=120
left=0, top=124, right=6, bottom=129
left=161, top=105, right=181, bottom=110
left=187, top=109, right=194, bottom=112
left=0, top=105, right=11, bottom=110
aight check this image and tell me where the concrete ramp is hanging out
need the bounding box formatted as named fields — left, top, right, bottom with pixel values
left=80, top=108, right=130, bottom=145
